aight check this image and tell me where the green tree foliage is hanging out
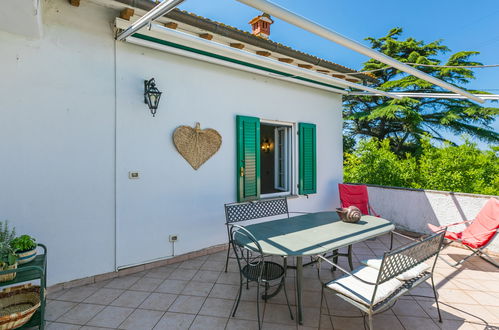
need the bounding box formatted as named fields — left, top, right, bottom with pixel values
left=344, top=28, right=499, bottom=155
left=344, top=138, right=499, bottom=195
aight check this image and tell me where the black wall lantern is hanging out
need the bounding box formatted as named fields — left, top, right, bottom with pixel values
left=144, top=78, right=162, bottom=117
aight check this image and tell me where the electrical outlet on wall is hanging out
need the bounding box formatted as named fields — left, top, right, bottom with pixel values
left=169, top=235, right=178, bottom=242
left=128, top=171, right=140, bottom=179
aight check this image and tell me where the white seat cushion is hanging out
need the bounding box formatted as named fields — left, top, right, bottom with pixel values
left=361, top=257, right=430, bottom=281
left=326, top=265, right=404, bottom=306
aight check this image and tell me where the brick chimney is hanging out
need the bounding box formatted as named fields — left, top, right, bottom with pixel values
left=249, top=13, right=274, bottom=39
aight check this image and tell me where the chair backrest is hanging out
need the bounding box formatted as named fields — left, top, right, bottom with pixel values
left=229, top=225, right=265, bottom=276
left=224, top=197, right=289, bottom=224
left=338, top=184, right=370, bottom=215
left=461, top=198, right=499, bottom=248
left=377, top=230, right=446, bottom=285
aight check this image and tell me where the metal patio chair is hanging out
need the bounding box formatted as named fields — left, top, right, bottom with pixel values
left=315, top=230, right=446, bottom=330
left=338, top=183, right=380, bottom=217
left=224, top=197, right=297, bottom=272
left=229, top=225, right=293, bottom=329
left=428, top=197, right=499, bottom=268
left=333, top=183, right=380, bottom=271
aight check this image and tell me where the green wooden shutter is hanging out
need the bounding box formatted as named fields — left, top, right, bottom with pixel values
left=236, top=115, right=261, bottom=202
left=298, top=123, right=317, bottom=195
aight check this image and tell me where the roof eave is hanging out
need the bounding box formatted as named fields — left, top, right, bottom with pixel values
left=110, top=0, right=377, bottom=83
left=164, top=9, right=377, bottom=83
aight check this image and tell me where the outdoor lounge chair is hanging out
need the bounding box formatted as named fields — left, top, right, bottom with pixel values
left=229, top=224, right=293, bottom=329
left=316, top=230, right=446, bottom=330
left=427, top=197, right=499, bottom=268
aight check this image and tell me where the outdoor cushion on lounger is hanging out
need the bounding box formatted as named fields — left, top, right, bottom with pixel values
left=326, top=265, right=404, bottom=306
left=428, top=224, right=461, bottom=241
left=428, top=198, right=499, bottom=249
left=427, top=198, right=499, bottom=268
left=361, top=257, right=430, bottom=281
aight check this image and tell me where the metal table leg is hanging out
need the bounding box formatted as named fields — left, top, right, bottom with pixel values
left=295, top=256, right=303, bottom=324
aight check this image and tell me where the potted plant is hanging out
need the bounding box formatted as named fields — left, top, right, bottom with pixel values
left=11, top=235, right=37, bottom=264
left=0, top=221, right=18, bottom=282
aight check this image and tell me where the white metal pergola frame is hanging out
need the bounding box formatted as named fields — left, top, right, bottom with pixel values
left=116, top=0, right=186, bottom=41
left=349, top=92, right=499, bottom=100
left=115, top=0, right=487, bottom=103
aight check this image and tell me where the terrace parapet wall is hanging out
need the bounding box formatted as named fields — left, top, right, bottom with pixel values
left=356, top=183, right=499, bottom=253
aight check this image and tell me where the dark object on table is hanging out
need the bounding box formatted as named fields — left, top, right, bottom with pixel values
left=336, top=206, right=362, bottom=223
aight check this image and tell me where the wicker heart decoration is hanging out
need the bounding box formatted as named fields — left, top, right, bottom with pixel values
left=173, top=123, right=222, bottom=170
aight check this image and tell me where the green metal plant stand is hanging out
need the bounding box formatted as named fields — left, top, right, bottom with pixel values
left=0, top=244, right=47, bottom=329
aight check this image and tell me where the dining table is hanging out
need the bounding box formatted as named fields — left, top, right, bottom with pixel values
left=239, top=211, right=395, bottom=324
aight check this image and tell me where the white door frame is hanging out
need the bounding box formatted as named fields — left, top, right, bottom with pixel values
left=260, top=119, right=296, bottom=197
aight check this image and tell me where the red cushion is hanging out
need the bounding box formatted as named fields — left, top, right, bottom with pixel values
left=427, top=223, right=462, bottom=241
left=461, top=198, right=499, bottom=248
left=338, top=184, right=370, bottom=215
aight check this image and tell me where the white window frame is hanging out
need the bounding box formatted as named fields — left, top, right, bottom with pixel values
left=274, top=126, right=289, bottom=192
left=260, top=119, right=297, bottom=198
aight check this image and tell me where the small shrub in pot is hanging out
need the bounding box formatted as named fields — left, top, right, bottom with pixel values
left=11, top=235, right=37, bottom=265
left=11, top=235, right=36, bottom=253
left=0, top=221, right=18, bottom=281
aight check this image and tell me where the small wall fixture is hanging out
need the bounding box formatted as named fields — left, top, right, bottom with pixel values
left=144, top=78, right=162, bottom=117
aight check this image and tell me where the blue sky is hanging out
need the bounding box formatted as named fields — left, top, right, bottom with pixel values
left=178, top=0, right=499, bottom=147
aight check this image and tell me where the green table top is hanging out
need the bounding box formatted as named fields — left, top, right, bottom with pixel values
left=239, top=211, right=394, bottom=256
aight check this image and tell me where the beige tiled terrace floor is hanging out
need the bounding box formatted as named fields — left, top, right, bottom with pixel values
left=45, top=234, right=499, bottom=329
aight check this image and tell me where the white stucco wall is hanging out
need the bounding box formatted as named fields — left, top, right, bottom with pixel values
left=114, top=41, right=343, bottom=268
left=0, top=0, right=43, bottom=38
left=0, top=0, right=344, bottom=284
left=367, top=185, right=499, bottom=252
left=0, top=0, right=117, bottom=285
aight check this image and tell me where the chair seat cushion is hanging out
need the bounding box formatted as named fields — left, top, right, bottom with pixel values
left=361, top=258, right=430, bottom=281
left=427, top=224, right=461, bottom=240
left=427, top=199, right=499, bottom=249
left=461, top=198, right=499, bottom=248
left=326, top=265, right=404, bottom=306
left=242, top=261, right=284, bottom=281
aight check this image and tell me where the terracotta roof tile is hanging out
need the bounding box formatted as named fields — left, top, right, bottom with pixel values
left=163, top=9, right=376, bottom=83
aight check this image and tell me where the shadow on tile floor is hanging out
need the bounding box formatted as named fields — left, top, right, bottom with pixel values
left=44, top=234, right=499, bottom=329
